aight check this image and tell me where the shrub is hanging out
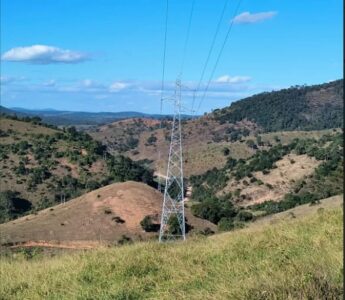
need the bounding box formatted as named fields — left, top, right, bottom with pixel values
left=168, top=215, right=182, bottom=235
left=222, top=147, right=230, bottom=156
left=236, top=211, right=254, bottom=222
left=104, top=208, right=112, bottom=214
left=218, top=218, right=234, bottom=231
left=140, top=215, right=159, bottom=232
left=266, top=183, right=273, bottom=189
left=0, top=191, right=32, bottom=223
left=146, top=135, right=157, bottom=146
left=199, top=227, right=214, bottom=236
left=118, top=235, right=132, bottom=245
left=112, top=216, right=125, bottom=224
left=191, top=198, right=237, bottom=224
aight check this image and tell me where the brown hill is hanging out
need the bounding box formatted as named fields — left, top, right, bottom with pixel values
left=0, top=181, right=216, bottom=248
left=89, top=80, right=342, bottom=177
left=89, top=115, right=337, bottom=178
left=0, top=116, right=156, bottom=224
left=89, top=116, right=259, bottom=176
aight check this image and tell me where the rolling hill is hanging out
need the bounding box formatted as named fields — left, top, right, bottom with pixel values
left=0, top=181, right=216, bottom=247
left=89, top=80, right=343, bottom=177
left=187, top=131, right=343, bottom=228
left=212, top=79, right=343, bottom=131
left=0, top=115, right=155, bottom=223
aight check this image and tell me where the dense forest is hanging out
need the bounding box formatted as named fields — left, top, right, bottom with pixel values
left=212, top=79, right=343, bottom=132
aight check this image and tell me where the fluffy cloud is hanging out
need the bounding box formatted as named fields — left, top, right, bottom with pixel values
left=1, top=45, right=90, bottom=64
left=80, top=79, right=105, bottom=89
left=215, top=75, right=251, bottom=84
left=233, top=11, right=277, bottom=24
left=109, top=81, right=130, bottom=92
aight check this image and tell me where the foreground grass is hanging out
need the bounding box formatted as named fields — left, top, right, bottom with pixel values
left=0, top=208, right=343, bottom=299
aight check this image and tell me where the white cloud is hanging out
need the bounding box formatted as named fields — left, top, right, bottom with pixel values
left=1, top=45, right=90, bottom=64
left=80, top=79, right=104, bottom=88
left=0, top=76, right=15, bottom=84
left=0, top=75, right=26, bottom=85
left=215, top=75, right=251, bottom=84
left=42, top=80, right=56, bottom=87
left=109, top=81, right=129, bottom=92
left=233, top=11, right=277, bottom=24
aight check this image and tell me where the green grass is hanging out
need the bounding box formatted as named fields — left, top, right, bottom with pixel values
left=0, top=208, right=343, bottom=299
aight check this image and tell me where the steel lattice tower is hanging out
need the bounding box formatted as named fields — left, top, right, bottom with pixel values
left=159, top=79, right=186, bottom=242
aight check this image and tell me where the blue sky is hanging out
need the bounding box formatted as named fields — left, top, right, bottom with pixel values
left=1, top=0, right=343, bottom=114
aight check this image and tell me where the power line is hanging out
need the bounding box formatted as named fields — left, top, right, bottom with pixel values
left=195, top=0, right=243, bottom=114
left=180, top=0, right=196, bottom=77
left=191, top=0, right=230, bottom=113
left=158, top=0, right=169, bottom=193
left=160, top=0, right=169, bottom=100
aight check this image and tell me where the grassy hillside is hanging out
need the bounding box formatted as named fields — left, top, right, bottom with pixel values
left=0, top=115, right=154, bottom=223
left=188, top=131, right=343, bottom=229
left=0, top=207, right=342, bottom=299
left=212, top=79, right=343, bottom=132
left=91, top=117, right=339, bottom=177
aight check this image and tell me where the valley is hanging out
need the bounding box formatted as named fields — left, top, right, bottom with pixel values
left=0, top=79, right=343, bottom=300
left=0, top=79, right=343, bottom=243
left=1, top=1, right=343, bottom=298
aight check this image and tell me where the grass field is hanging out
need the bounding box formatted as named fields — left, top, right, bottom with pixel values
left=0, top=206, right=342, bottom=299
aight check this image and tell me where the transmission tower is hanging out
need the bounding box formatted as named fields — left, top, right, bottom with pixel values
left=159, top=78, right=186, bottom=242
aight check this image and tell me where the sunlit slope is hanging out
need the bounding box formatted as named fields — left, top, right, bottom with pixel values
left=0, top=181, right=216, bottom=246
left=0, top=207, right=342, bottom=299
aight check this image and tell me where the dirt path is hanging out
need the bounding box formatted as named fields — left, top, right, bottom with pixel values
left=8, top=240, right=103, bottom=250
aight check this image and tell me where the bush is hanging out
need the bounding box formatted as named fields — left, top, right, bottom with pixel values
left=191, top=198, right=237, bottom=224
left=118, top=235, right=132, bottom=245
left=146, top=135, right=157, bottom=146
left=140, top=216, right=159, bottom=232
left=168, top=215, right=182, bottom=235
left=0, top=191, right=32, bottom=223
left=199, top=227, right=214, bottom=236
left=236, top=211, right=254, bottom=222
left=218, top=218, right=234, bottom=231
left=112, top=216, right=125, bottom=224
left=222, top=147, right=230, bottom=156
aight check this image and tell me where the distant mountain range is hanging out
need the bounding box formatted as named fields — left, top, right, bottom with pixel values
left=0, top=106, right=196, bottom=126
left=1, top=79, right=342, bottom=129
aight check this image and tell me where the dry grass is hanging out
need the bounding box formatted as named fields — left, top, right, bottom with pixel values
left=90, top=115, right=339, bottom=177
left=222, top=153, right=321, bottom=206
left=0, top=118, right=110, bottom=206
left=0, top=182, right=216, bottom=246
left=0, top=206, right=342, bottom=299
left=0, top=118, right=57, bottom=144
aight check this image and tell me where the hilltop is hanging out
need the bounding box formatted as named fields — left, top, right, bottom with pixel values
left=0, top=206, right=342, bottom=299
left=0, top=181, right=216, bottom=247
left=212, top=79, right=343, bottom=132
